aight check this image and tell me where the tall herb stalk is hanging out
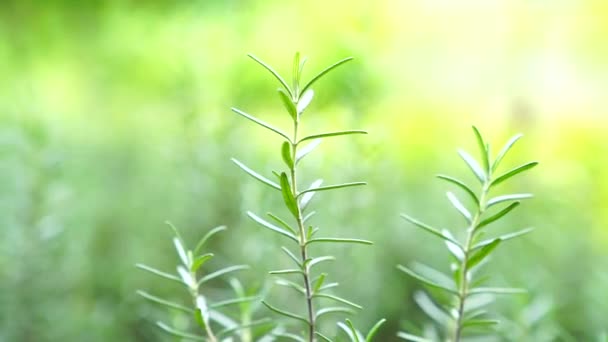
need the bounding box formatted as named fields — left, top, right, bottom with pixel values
left=232, top=53, right=383, bottom=341
left=397, top=127, right=538, bottom=341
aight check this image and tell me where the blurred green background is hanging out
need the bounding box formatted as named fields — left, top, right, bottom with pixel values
left=1, top=0, right=607, bottom=341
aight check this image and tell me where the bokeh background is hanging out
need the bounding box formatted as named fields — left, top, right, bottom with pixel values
left=1, top=0, right=607, bottom=341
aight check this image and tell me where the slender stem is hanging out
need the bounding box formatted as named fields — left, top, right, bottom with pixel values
left=290, top=116, right=316, bottom=342
left=191, top=271, right=217, bottom=342
left=453, top=182, right=489, bottom=342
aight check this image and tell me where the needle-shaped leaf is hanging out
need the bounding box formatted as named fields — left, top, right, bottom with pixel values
left=492, top=133, right=523, bottom=172
left=297, top=89, right=314, bottom=114
left=247, top=54, right=292, bottom=97
left=303, top=211, right=316, bottom=224
left=298, top=182, right=366, bottom=197
left=191, top=253, right=214, bottom=273
left=443, top=229, right=465, bottom=261
left=197, top=265, right=249, bottom=286
left=486, top=194, right=533, bottom=208
left=278, top=89, right=297, bottom=120
left=296, top=139, right=322, bottom=163
left=491, top=162, right=539, bottom=187
left=276, top=278, right=306, bottom=294
left=314, top=293, right=362, bottom=309
left=411, top=262, right=455, bottom=290
left=262, top=301, right=309, bottom=324
left=156, top=321, right=205, bottom=341
left=316, top=307, right=355, bottom=319
left=232, top=107, right=292, bottom=142
left=436, top=174, right=479, bottom=206
left=472, top=126, right=490, bottom=173
left=136, top=290, right=193, bottom=313
left=269, top=269, right=304, bottom=275
left=305, top=256, right=335, bottom=270
left=315, top=331, right=334, bottom=342
left=301, top=57, right=354, bottom=94
left=468, top=287, right=526, bottom=296
left=267, top=213, right=298, bottom=235
left=471, top=227, right=534, bottom=251
left=400, top=214, right=463, bottom=249
left=313, top=273, right=327, bottom=293
left=413, top=291, right=450, bottom=324
left=276, top=332, right=307, bottom=342
left=216, top=318, right=274, bottom=338
left=462, top=319, right=499, bottom=328
left=280, top=172, right=300, bottom=219
left=468, top=238, right=501, bottom=269
left=173, top=237, right=190, bottom=267
left=365, top=318, right=387, bottom=342
left=300, top=179, right=324, bottom=210
left=338, top=320, right=363, bottom=342
left=298, top=130, right=367, bottom=144
left=396, top=331, right=432, bottom=342
left=292, top=52, right=300, bottom=94
left=194, top=225, right=227, bottom=255
left=231, top=158, right=281, bottom=190
left=281, top=246, right=302, bottom=267
left=476, top=202, right=520, bottom=230
left=209, top=296, right=260, bottom=309
left=281, top=141, right=294, bottom=169
left=458, top=149, right=486, bottom=183
left=397, top=265, right=459, bottom=295
left=135, top=263, right=183, bottom=285
left=306, top=238, right=373, bottom=246
left=447, top=191, right=472, bottom=223
left=248, top=211, right=298, bottom=242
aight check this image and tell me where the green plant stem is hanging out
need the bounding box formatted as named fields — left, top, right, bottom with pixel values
left=290, top=117, right=316, bottom=342
left=190, top=269, right=217, bottom=342
left=453, top=182, right=489, bottom=342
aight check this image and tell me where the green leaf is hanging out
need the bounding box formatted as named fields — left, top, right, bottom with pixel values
left=194, top=309, right=207, bottom=330
left=281, top=246, right=302, bottom=267
left=136, top=290, right=193, bottom=313
left=275, top=278, right=306, bottom=294
left=314, top=293, right=362, bottom=309
left=135, top=263, right=183, bottom=285
left=296, top=139, right=322, bottom=163
left=216, top=318, right=273, bottom=338
left=462, top=319, right=499, bottom=328
left=231, top=158, right=281, bottom=190
left=247, top=54, right=292, bottom=97
left=446, top=191, right=472, bottom=222
left=306, top=238, right=373, bottom=246
left=300, top=179, right=324, bottom=210
left=396, top=331, right=432, bottom=342
left=305, top=256, right=335, bottom=270
left=276, top=332, right=307, bottom=342
left=278, top=89, right=297, bottom=120
left=297, top=89, right=314, bottom=114
left=269, top=269, right=304, bottom=275
left=209, top=296, right=260, bottom=309
left=492, top=133, right=523, bottom=172
left=191, top=253, right=214, bottom=273
left=472, top=126, right=490, bottom=173
left=468, top=239, right=501, bottom=269
left=194, top=225, right=227, bottom=255
left=458, top=149, right=486, bottom=183
left=491, top=162, right=539, bottom=187
left=156, top=321, right=205, bottom=341
left=397, top=264, right=458, bottom=295
left=231, top=107, right=292, bottom=142
left=413, top=291, right=450, bottom=324
left=298, top=130, right=367, bottom=144
left=267, top=212, right=298, bottom=235
left=312, top=273, right=327, bottom=293
left=486, top=194, right=533, bottom=208
left=300, top=56, right=354, bottom=94
left=338, top=320, right=362, bottom=342
left=173, top=237, right=190, bottom=267
left=365, top=318, right=387, bottom=342
left=262, top=301, right=309, bottom=324
left=248, top=211, right=298, bottom=242
left=400, top=214, right=463, bottom=249
left=468, top=287, right=526, bottom=296
left=281, top=141, right=294, bottom=169
left=280, top=172, right=300, bottom=219
left=436, top=174, right=479, bottom=206
left=315, top=331, right=334, bottom=342
left=411, top=262, right=455, bottom=290
left=443, top=229, right=464, bottom=261
left=303, top=211, right=316, bottom=224
left=316, top=307, right=355, bottom=319
left=198, top=265, right=249, bottom=286
left=472, top=227, right=534, bottom=251
left=292, top=52, right=301, bottom=94
left=298, top=182, right=366, bottom=197
left=476, top=202, right=520, bottom=230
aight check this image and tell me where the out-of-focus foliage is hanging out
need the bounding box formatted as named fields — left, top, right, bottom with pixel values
left=0, top=0, right=606, bottom=341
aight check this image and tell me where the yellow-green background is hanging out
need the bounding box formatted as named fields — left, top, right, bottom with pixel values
left=1, top=0, right=606, bottom=340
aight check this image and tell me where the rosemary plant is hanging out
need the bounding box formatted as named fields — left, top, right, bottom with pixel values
left=136, top=223, right=272, bottom=341
left=232, top=53, right=382, bottom=341
left=397, top=127, right=538, bottom=341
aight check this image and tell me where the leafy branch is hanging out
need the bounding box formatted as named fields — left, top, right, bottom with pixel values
left=397, top=126, right=538, bottom=341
